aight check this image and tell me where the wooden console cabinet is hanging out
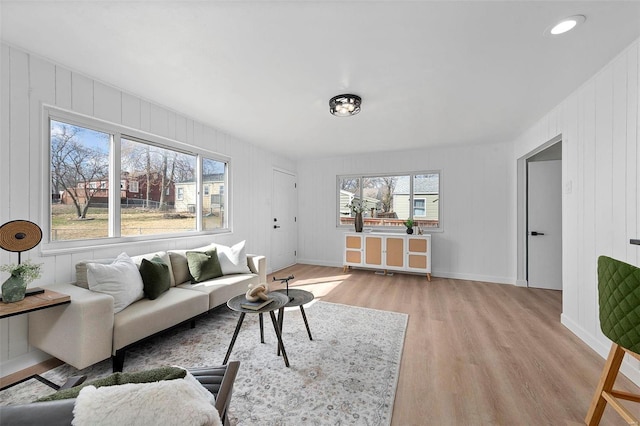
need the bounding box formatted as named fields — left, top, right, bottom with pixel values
left=343, top=232, right=431, bottom=280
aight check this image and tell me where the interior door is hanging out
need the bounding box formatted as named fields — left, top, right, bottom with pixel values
left=527, top=160, right=562, bottom=290
left=271, top=169, right=297, bottom=272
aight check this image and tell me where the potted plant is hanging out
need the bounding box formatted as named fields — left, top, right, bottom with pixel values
left=346, top=199, right=368, bottom=232
left=1, top=260, right=42, bottom=303
left=404, top=219, right=414, bottom=234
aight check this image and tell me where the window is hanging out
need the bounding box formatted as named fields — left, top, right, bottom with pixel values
left=48, top=109, right=230, bottom=244
left=202, top=158, right=227, bottom=231
left=120, top=137, right=196, bottom=236
left=128, top=180, right=139, bottom=193
left=413, top=198, right=426, bottom=217
left=337, top=171, right=440, bottom=230
left=50, top=120, right=110, bottom=240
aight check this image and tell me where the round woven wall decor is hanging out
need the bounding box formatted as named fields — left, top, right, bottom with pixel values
left=0, top=220, right=43, bottom=253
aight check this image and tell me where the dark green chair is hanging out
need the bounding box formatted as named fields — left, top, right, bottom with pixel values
left=586, top=256, right=640, bottom=425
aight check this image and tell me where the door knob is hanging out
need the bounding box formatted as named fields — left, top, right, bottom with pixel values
left=274, top=225, right=281, bottom=229
left=530, top=231, right=545, bottom=236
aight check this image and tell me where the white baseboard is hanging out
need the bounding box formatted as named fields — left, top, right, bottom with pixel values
left=295, top=259, right=516, bottom=285
left=561, top=313, right=640, bottom=386
left=0, top=349, right=51, bottom=378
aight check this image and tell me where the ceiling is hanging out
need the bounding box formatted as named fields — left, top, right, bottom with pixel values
left=2, top=1, right=640, bottom=160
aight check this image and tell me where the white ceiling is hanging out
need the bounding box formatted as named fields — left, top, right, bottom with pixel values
left=2, top=1, right=640, bottom=160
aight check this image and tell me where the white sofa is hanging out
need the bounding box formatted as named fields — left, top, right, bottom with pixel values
left=28, top=243, right=266, bottom=372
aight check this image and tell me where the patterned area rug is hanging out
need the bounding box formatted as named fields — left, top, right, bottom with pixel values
left=1, top=301, right=407, bottom=425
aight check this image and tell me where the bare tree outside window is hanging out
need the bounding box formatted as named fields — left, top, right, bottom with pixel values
left=50, top=121, right=110, bottom=240
left=120, top=138, right=196, bottom=236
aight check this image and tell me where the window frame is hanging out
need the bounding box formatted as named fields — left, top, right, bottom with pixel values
left=336, top=170, right=442, bottom=232
left=42, top=106, right=232, bottom=253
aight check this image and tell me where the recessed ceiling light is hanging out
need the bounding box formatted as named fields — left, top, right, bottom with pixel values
left=545, top=15, right=586, bottom=36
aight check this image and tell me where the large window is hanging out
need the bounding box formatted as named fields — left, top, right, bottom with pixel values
left=337, top=172, right=440, bottom=230
left=48, top=109, right=229, bottom=244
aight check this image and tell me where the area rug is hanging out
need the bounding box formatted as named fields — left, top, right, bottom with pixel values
left=1, top=301, right=408, bottom=425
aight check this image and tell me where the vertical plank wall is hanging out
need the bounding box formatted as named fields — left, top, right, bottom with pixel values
left=0, top=43, right=295, bottom=376
left=296, top=139, right=516, bottom=284
left=513, top=38, right=640, bottom=380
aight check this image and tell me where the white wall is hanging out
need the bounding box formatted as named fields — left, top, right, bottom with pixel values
left=0, top=43, right=295, bottom=376
left=297, top=141, right=516, bottom=284
left=513, top=38, right=640, bottom=380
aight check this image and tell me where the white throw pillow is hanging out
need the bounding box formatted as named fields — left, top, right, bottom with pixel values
left=72, top=378, right=221, bottom=426
left=87, top=252, right=145, bottom=313
left=214, top=241, right=251, bottom=275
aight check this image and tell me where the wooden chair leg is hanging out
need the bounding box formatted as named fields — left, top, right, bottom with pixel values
left=585, top=343, right=626, bottom=425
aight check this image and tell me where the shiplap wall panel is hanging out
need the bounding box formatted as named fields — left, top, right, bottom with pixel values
left=29, top=56, right=55, bottom=234
left=121, top=92, right=141, bottom=129
left=0, top=44, right=11, bottom=364
left=595, top=67, right=614, bottom=272
left=514, top=38, right=640, bottom=380
left=140, top=99, right=150, bottom=133
left=0, top=43, right=295, bottom=375
left=627, top=45, right=639, bottom=265
left=54, top=66, right=72, bottom=110
left=1, top=45, right=11, bottom=227
left=563, top=95, right=579, bottom=320
left=71, top=73, right=93, bottom=116
left=175, top=114, right=187, bottom=143
left=9, top=49, right=30, bottom=221
left=612, top=56, right=628, bottom=262
left=94, top=82, right=121, bottom=124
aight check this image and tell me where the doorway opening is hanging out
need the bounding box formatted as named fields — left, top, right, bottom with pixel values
left=516, top=135, right=563, bottom=290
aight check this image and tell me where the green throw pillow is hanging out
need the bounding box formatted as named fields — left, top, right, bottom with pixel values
left=186, top=249, right=223, bottom=283
left=139, top=256, right=171, bottom=300
left=36, top=366, right=187, bottom=402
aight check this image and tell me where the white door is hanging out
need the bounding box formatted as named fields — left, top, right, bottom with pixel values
left=271, top=169, right=297, bottom=272
left=527, top=160, right=562, bottom=290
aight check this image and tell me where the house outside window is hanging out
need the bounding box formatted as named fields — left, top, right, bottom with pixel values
left=177, top=188, right=184, bottom=201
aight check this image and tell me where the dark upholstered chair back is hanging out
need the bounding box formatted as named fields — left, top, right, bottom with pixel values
left=598, top=255, right=640, bottom=353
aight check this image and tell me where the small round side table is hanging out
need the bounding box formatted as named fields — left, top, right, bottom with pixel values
left=274, top=289, right=314, bottom=355
left=224, top=291, right=290, bottom=367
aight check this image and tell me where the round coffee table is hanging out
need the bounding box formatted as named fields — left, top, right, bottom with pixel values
left=274, top=289, right=314, bottom=355
left=224, top=291, right=290, bottom=367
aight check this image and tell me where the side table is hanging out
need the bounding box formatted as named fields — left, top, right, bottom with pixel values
left=0, top=289, right=71, bottom=391
left=274, top=289, right=314, bottom=356
left=224, top=291, right=291, bottom=367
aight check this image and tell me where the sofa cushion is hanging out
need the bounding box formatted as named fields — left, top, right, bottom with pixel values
left=113, top=288, right=209, bottom=351
left=178, top=273, right=260, bottom=310
left=75, top=258, right=115, bottom=289
left=87, top=253, right=145, bottom=313
left=168, top=245, right=214, bottom=285
left=130, top=251, right=175, bottom=287
left=139, top=256, right=171, bottom=300
left=213, top=241, right=252, bottom=275
left=187, top=249, right=223, bottom=283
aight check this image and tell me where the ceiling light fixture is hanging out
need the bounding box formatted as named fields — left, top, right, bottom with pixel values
left=329, top=94, right=362, bottom=117
left=546, top=15, right=586, bottom=36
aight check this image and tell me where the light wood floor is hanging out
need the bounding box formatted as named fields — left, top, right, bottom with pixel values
left=269, top=264, right=640, bottom=426
left=6, top=264, right=640, bottom=424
